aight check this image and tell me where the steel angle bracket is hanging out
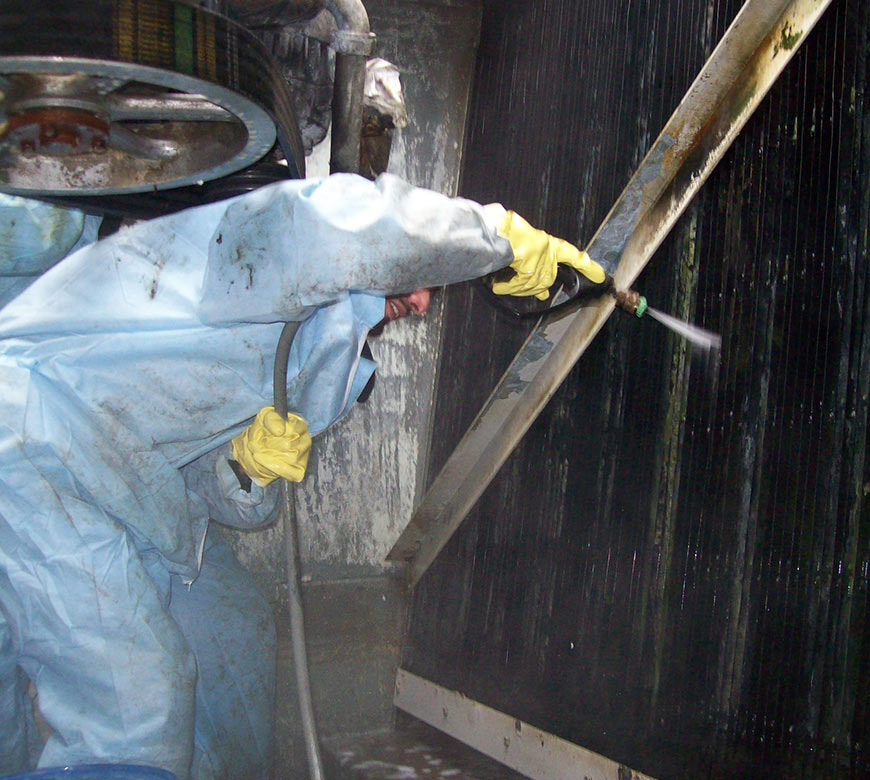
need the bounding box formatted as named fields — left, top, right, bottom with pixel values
left=388, top=0, right=834, bottom=585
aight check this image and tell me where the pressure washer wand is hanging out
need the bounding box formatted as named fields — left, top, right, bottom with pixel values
left=482, top=264, right=718, bottom=360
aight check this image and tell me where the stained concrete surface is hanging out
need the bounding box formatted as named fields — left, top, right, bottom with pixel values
left=289, top=0, right=482, bottom=582
left=272, top=577, right=409, bottom=774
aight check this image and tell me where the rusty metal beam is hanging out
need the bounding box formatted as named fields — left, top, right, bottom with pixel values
left=387, top=0, right=834, bottom=585
left=394, top=669, right=659, bottom=779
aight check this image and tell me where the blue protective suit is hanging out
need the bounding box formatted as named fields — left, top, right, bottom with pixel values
left=0, top=174, right=512, bottom=779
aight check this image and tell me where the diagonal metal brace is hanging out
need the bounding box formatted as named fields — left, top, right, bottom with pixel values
left=388, top=0, right=834, bottom=585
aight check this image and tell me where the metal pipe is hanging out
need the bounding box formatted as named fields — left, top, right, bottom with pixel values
left=323, top=0, right=368, bottom=32
left=227, top=0, right=325, bottom=25
left=387, top=0, right=834, bottom=585
left=324, top=0, right=374, bottom=173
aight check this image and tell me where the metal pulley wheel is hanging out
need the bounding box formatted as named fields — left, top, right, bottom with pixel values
left=0, top=0, right=305, bottom=199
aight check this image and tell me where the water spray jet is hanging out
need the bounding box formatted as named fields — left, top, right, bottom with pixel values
left=613, top=284, right=721, bottom=355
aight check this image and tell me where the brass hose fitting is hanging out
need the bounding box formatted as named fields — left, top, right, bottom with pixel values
left=614, top=288, right=647, bottom=318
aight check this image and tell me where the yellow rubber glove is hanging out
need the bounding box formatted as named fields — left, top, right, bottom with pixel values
left=231, top=406, right=312, bottom=486
left=487, top=207, right=606, bottom=300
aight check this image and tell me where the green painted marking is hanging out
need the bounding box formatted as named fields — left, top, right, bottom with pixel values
left=174, top=4, right=194, bottom=73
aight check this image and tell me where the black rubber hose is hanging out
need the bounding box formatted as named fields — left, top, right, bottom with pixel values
left=272, top=321, right=299, bottom=418
left=273, top=320, right=325, bottom=780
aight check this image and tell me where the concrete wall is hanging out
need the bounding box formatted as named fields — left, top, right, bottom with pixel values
left=225, top=2, right=483, bottom=775
left=293, top=0, right=481, bottom=580
left=229, top=0, right=481, bottom=585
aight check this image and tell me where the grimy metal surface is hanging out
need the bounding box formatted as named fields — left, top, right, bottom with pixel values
left=388, top=0, right=833, bottom=584
left=394, top=669, right=658, bottom=780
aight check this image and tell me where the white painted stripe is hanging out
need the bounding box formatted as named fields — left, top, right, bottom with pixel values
left=394, top=669, right=658, bottom=780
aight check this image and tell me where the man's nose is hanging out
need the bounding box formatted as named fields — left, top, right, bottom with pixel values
left=407, top=288, right=431, bottom=315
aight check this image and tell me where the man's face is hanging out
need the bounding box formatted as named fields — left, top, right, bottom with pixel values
left=383, top=287, right=431, bottom=322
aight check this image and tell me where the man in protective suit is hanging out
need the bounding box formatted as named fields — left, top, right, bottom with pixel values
left=0, top=173, right=606, bottom=780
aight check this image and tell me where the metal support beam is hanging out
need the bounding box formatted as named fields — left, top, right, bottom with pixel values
left=388, top=0, right=834, bottom=584
left=394, top=669, right=658, bottom=780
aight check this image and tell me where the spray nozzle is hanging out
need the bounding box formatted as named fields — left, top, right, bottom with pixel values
left=614, top=288, right=647, bottom=318
left=613, top=286, right=722, bottom=362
